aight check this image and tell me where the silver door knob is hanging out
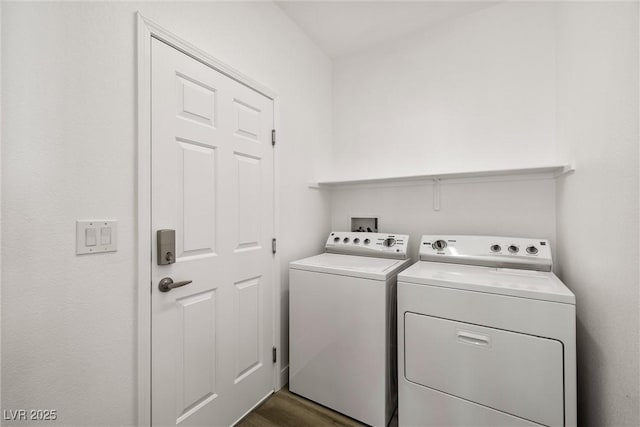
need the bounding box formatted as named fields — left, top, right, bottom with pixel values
left=158, top=277, right=192, bottom=293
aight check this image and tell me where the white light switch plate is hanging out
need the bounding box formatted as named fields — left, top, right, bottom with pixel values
left=76, top=220, right=118, bottom=255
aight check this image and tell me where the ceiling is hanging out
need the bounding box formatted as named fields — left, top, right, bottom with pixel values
left=276, top=1, right=501, bottom=59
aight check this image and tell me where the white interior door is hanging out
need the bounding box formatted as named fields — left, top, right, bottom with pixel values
left=151, top=38, right=275, bottom=426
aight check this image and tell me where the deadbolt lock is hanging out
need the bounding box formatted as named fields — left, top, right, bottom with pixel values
left=157, top=229, right=176, bottom=265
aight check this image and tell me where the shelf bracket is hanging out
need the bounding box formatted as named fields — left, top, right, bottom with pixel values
left=554, top=163, right=575, bottom=178
left=433, top=178, right=441, bottom=211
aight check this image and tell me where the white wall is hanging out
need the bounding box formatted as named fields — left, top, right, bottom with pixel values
left=331, top=2, right=557, bottom=181
left=1, top=2, right=332, bottom=425
left=555, top=2, right=639, bottom=426
left=330, top=2, right=558, bottom=251
left=331, top=177, right=557, bottom=262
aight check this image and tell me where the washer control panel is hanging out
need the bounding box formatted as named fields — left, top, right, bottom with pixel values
left=326, top=232, right=409, bottom=259
left=419, top=235, right=552, bottom=272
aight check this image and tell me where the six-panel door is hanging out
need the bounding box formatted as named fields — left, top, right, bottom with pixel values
left=151, top=38, right=275, bottom=426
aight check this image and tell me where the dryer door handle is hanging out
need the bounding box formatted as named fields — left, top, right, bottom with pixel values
left=456, top=330, right=491, bottom=347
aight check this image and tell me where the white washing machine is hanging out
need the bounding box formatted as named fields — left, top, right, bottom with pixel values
left=290, top=231, right=412, bottom=426
left=398, top=235, right=576, bottom=427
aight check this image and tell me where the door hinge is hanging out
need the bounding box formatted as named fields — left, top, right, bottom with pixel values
left=272, top=346, right=277, bottom=363
left=271, top=129, right=276, bottom=146
left=272, top=238, right=277, bottom=254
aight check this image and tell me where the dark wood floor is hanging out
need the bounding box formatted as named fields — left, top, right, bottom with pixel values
left=237, top=385, right=381, bottom=427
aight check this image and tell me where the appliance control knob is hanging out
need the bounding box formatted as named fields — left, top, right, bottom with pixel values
left=490, top=244, right=501, bottom=252
left=343, top=237, right=350, bottom=243
left=364, top=239, right=371, bottom=245
left=354, top=238, right=360, bottom=244
left=383, top=238, right=396, bottom=247
left=508, top=245, right=519, bottom=254
left=432, top=240, right=447, bottom=250
left=526, top=246, right=538, bottom=255
left=333, top=237, right=340, bottom=243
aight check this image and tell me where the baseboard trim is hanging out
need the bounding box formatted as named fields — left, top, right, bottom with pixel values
left=278, top=365, right=289, bottom=390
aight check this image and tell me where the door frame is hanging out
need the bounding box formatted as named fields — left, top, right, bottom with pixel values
left=136, top=13, right=281, bottom=426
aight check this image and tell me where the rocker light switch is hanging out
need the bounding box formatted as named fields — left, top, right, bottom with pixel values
left=100, top=227, right=112, bottom=245
left=76, top=220, right=118, bottom=255
left=85, top=228, right=97, bottom=246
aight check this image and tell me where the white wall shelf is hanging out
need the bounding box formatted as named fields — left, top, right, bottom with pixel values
left=310, top=164, right=574, bottom=189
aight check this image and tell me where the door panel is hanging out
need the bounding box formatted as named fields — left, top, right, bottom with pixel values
left=176, top=291, right=217, bottom=419
left=234, top=276, right=262, bottom=381
left=233, top=99, right=261, bottom=141
left=404, top=313, right=564, bottom=426
left=177, top=73, right=217, bottom=125
left=180, top=141, right=216, bottom=257
left=151, top=38, right=274, bottom=426
left=235, top=154, right=261, bottom=250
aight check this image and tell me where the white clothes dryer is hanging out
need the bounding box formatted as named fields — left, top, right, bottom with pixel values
left=398, top=235, right=576, bottom=427
left=290, top=232, right=412, bottom=426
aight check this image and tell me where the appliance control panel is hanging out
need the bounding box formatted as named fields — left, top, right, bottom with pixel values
left=419, top=235, right=552, bottom=272
left=325, top=231, right=409, bottom=259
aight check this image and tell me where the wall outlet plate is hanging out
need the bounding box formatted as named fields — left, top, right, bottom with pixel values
left=76, top=220, right=118, bottom=255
